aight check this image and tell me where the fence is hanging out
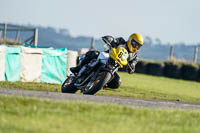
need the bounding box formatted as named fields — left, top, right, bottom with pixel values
left=169, top=45, right=199, bottom=63
left=0, top=23, right=38, bottom=46
left=138, top=44, right=200, bottom=63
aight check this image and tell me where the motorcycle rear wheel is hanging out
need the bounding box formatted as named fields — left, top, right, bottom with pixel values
left=83, top=72, right=112, bottom=95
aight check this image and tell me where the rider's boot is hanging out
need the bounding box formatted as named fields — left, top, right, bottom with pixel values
left=70, top=57, right=90, bottom=74
left=70, top=65, right=81, bottom=74
left=70, top=50, right=100, bottom=74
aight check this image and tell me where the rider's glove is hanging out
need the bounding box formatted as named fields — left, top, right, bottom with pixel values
left=126, top=56, right=139, bottom=74
left=127, top=63, right=135, bottom=74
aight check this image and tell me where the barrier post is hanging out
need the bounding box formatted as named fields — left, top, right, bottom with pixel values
left=193, top=46, right=198, bottom=63
left=169, top=45, right=174, bottom=60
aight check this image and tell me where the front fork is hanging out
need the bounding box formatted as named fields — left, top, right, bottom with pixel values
left=84, top=58, right=120, bottom=92
left=85, top=63, right=117, bottom=91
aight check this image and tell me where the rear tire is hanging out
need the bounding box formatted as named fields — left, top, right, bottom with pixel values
left=83, top=72, right=112, bottom=95
left=61, top=79, right=78, bottom=93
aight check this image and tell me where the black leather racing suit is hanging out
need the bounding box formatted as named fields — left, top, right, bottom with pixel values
left=71, top=36, right=139, bottom=89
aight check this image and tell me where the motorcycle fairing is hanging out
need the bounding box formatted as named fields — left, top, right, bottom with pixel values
left=97, top=52, right=110, bottom=64
left=109, top=47, right=128, bottom=68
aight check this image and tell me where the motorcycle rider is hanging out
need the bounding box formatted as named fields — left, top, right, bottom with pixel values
left=70, top=33, right=144, bottom=89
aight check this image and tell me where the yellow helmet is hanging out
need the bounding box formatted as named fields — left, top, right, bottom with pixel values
left=127, top=33, right=144, bottom=53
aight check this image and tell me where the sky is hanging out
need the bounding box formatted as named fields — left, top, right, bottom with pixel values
left=0, top=0, right=200, bottom=44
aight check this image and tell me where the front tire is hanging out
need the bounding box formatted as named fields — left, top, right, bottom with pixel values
left=61, top=79, right=78, bottom=93
left=83, top=72, right=112, bottom=95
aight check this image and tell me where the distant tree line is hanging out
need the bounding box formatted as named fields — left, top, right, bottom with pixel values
left=2, top=24, right=200, bottom=62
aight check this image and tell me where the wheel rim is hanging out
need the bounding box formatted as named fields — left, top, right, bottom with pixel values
left=85, top=72, right=104, bottom=91
left=63, top=82, right=70, bottom=87
left=63, top=77, right=74, bottom=87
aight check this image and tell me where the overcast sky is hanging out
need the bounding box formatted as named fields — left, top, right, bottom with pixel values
left=0, top=0, right=200, bottom=44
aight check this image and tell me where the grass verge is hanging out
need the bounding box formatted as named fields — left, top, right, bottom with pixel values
left=0, top=81, right=60, bottom=92
left=0, top=95, right=200, bottom=133
left=99, top=72, right=200, bottom=102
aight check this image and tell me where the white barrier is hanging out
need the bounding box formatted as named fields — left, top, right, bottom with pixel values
left=79, top=48, right=89, bottom=55
left=20, top=47, right=43, bottom=82
left=67, top=50, right=78, bottom=75
left=0, top=45, right=80, bottom=82
left=0, top=45, right=5, bottom=81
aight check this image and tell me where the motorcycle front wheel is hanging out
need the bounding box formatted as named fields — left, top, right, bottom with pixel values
left=83, top=72, right=112, bottom=95
left=61, top=78, right=78, bottom=93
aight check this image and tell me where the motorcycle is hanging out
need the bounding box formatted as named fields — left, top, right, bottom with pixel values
left=61, top=37, right=129, bottom=95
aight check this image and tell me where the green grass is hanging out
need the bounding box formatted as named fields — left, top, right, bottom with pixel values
left=0, top=81, right=60, bottom=92
left=0, top=40, right=22, bottom=45
left=0, top=95, right=200, bottom=133
left=99, top=72, right=200, bottom=102
left=1, top=72, right=200, bottom=102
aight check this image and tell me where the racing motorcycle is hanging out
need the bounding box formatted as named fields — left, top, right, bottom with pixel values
left=61, top=38, right=129, bottom=95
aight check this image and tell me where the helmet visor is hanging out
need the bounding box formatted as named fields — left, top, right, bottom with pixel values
left=131, top=40, right=142, bottom=50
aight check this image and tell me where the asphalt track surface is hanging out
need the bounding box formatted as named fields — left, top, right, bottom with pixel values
left=1, top=88, right=200, bottom=110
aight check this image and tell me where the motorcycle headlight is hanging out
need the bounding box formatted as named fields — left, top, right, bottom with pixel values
left=121, top=55, right=126, bottom=61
